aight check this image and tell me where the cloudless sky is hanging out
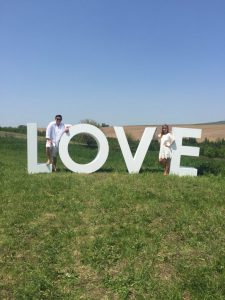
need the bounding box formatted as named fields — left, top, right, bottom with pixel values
left=0, top=0, right=225, bottom=127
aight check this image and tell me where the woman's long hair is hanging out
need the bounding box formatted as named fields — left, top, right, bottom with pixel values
left=161, top=124, right=169, bottom=135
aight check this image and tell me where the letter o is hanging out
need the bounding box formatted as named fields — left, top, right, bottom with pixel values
left=59, top=124, right=109, bottom=173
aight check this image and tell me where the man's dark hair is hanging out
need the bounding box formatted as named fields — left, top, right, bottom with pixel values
left=55, top=114, right=62, bottom=120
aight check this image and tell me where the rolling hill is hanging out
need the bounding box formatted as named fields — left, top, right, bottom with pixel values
left=101, top=122, right=225, bottom=142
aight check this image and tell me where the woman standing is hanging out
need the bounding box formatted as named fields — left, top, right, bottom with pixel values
left=158, top=124, right=174, bottom=175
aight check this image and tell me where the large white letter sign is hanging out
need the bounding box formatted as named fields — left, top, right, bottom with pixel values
left=27, top=123, right=52, bottom=174
left=114, top=127, right=156, bottom=173
left=59, top=124, right=109, bottom=173
left=170, top=127, right=202, bottom=176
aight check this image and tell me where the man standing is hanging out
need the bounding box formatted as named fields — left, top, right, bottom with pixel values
left=46, top=114, right=69, bottom=171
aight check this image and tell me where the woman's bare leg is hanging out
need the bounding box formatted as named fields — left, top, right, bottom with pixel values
left=159, top=158, right=166, bottom=175
left=164, top=158, right=171, bottom=175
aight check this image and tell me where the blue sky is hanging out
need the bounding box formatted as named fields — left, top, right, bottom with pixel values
left=1, top=0, right=225, bottom=127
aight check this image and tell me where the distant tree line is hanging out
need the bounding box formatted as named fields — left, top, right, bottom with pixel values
left=0, top=125, right=27, bottom=134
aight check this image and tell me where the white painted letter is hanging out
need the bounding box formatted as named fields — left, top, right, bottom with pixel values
left=114, top=127, right=156, bottom=173
left=170, top=127, right=202, bottom=176
left=59, top=124, right=109, bottom=173
left=27, top=123, right=52, bottom=174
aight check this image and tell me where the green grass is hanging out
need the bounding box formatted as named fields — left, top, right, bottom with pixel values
left=1, top=136, right=225, bottom=299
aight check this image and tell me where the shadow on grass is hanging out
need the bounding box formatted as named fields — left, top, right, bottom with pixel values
left=58, top=166, right=163, bottom=174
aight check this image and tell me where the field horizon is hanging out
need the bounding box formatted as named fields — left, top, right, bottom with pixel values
left=101, top=122, right=225, bottom=142
left=2, top=120, right=225, bottom=142
left=35, top=121, right=225, bottom=142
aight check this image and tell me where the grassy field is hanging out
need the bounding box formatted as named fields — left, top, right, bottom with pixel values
left=1, top=135, right=225, bottom=299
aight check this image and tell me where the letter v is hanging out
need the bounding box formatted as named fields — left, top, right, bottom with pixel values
left=114, top=127, right=156, bottom=173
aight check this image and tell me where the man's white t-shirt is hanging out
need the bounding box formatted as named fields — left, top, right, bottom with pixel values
left=46, top=121, right=66, bottom=147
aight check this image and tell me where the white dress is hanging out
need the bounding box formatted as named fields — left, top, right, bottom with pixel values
left=158, top=132, right=174, bottom=160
